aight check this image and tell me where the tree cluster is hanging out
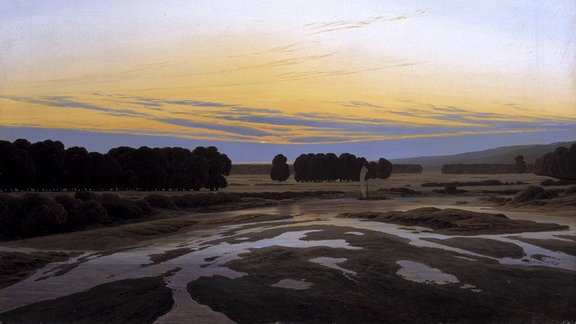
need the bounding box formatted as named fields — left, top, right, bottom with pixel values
left=293, top=153, right=392, bottom=182
left=534, top=143, right=576, bottom=180
left=270, top=154, right=290, bottom=181
left=0, top=139, right=232, bottom=192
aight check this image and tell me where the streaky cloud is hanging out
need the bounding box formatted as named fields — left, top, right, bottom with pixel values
left=305, top=8, right=427, bottom=35
left=2, top=95, right=151, bottom=118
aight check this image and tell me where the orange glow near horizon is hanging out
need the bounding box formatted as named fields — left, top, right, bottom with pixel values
left=1, top=1, right=575, bottom=153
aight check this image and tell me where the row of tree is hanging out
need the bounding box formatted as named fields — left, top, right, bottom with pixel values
left=0, top=139, right=232, bottom=192
left=276, top=153, right=392, bottom=182
left=441, top=155, right=529, bottom=174
left=534, top=143, right=576, bottom=180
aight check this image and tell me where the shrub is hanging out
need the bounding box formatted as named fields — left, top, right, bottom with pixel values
left=171, top=194, right=197, bottom=208
left=54, top=195, right=83, bottom=227
left=144, top=194, right=176, bottom=209
left=22, top=193, right=53, bottom=209
left=81, top=200, right=109, bottom=225
left=135, top=199, right=153, bottom=215
left=512, top=186, right=559, bottom=203
left=74, top=191, right=99, bottom=202
left=22, top=203, right=67, bottom=237
left=100, top=194, right=144, bottom=220
left=0, top=194, right=24, bottom=239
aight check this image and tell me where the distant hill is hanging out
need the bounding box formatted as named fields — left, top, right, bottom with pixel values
left=391, top=141, right=575, bottom=172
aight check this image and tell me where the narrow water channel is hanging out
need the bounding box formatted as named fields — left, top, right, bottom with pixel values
left=0, top=198, right=574, bottom=322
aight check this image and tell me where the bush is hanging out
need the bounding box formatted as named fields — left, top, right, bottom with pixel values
left=135, top=199, right=153, bottom=215
left=81, top=200, right=109, bottom=225
left=74, top=191, right=99, bottom=202
left=22, top=193, right=53, bottom=209
left=144, top=194, right=176, bottom=209
left=540, top=179, right=576, bottom=187
left=0, top=194, right=24, bottom=239
left=54, top=195, right=84, bottom=228
left=100, top=194, right=144, bottom=220
left=432, top=186, right=468, bottom=194
left=512, top=186, right=559, bottom=203
left=22, top=203, right=67, bottom=237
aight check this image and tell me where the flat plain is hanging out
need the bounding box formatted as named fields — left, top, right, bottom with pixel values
left=1, top=172, right=575, bottom=323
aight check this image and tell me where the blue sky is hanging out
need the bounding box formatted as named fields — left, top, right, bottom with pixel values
left=1, top=1, right=574, bottom=162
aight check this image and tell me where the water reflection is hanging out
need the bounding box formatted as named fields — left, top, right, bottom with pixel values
left=0, top=198, right=574, bottom=321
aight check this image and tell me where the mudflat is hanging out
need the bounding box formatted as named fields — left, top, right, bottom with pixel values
left=0, top=173, right=574, bottom=323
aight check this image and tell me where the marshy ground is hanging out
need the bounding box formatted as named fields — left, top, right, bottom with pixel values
left=0, top=172, right=574, bottom=323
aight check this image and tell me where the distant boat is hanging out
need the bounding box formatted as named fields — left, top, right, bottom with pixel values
left=360, top=165, right=369, bottom=199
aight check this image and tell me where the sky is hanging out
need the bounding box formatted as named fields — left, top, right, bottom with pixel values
left=1, top=0, right=575, bottom=162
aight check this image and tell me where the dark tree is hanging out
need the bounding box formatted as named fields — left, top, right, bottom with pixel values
left=88, top=152, right=123, bottom=190
left=29, top=140, right=68, bottom=191
left=65, top=147, right=93, bottom=190
left=0, top=139, right=233, bottom=192
left=270, top=154, right=290, bottom=181
left=193, top=146, right=230, bottom=191
left=325, top=153, right=340, bottom=182
left=514, top=155, right=527, bottom=174
left=293, top=154, right=311, bottom=182
left=338, top=153, right=358, bottom=181
left=534, top=144, right=576, bottom=180
left=0, top=140, right=35, bottom=192
left=376, top=158, right=393, bottom=180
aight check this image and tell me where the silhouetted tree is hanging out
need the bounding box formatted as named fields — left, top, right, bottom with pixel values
left=270, top=154, right=290, bottom=181
left=376, top=158, right=393, bottom=180
left=535, top=144, right=576, bottom=180
left=29, top=140, right=68, bottom=191
left=0, top=139, right=233, bottom=192
left=294, top=154, right=311, bottom=182
left=0, top=140, right=35, bottom=192
left=292, top=152, right=390, bottom=183
left=338, top=153, right=358, bottom=181
left=88, top=152, right=123, bottom=190
left=65, top=147, right=93, bottom=190
left=193, top=146, right=230, bottom=191
left=514, top=155, right=527, bottom=174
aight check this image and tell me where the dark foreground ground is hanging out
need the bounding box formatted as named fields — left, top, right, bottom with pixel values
left=0, top=206, right=574, bottom=323
left=1, top=172, right=575, bottom=323
left=189, top=229, right=575, bottom=323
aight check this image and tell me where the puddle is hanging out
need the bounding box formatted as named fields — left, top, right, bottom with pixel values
left=0, top=198, right=573, bottom=321
left=396, top=260, right=459, bottom=285
left=271, top=279, right=313, bottom=290
left=310, top=257, right=357, bottom=277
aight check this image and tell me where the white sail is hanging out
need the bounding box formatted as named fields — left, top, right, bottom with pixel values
left=359, top=166, right=369, bottom=199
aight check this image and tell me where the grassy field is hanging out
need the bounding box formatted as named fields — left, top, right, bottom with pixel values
left=225, top=172, right=551, bottom=194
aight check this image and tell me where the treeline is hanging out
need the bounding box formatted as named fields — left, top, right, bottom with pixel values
left=233, top=163, right=422, bottom=176
left=535, top=143, right=576, bottom=180
left=391, top=164, right=423, bottom=174
left=441, top=164, right=534, bottom=174
left=0, top=139, right=231, bottom=192
left=293, top=153, right=392, bottom=182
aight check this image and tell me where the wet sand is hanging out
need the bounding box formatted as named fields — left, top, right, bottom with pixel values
left=0, top=197, right=574, bottom=323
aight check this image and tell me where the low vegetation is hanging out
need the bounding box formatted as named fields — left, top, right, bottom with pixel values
left=0, top=190, right=346, bottom=241
left=337, top=207, right=568, bottom=235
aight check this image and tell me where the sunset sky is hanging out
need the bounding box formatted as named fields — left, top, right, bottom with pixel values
left=1, top=0, right=575, bottom=162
